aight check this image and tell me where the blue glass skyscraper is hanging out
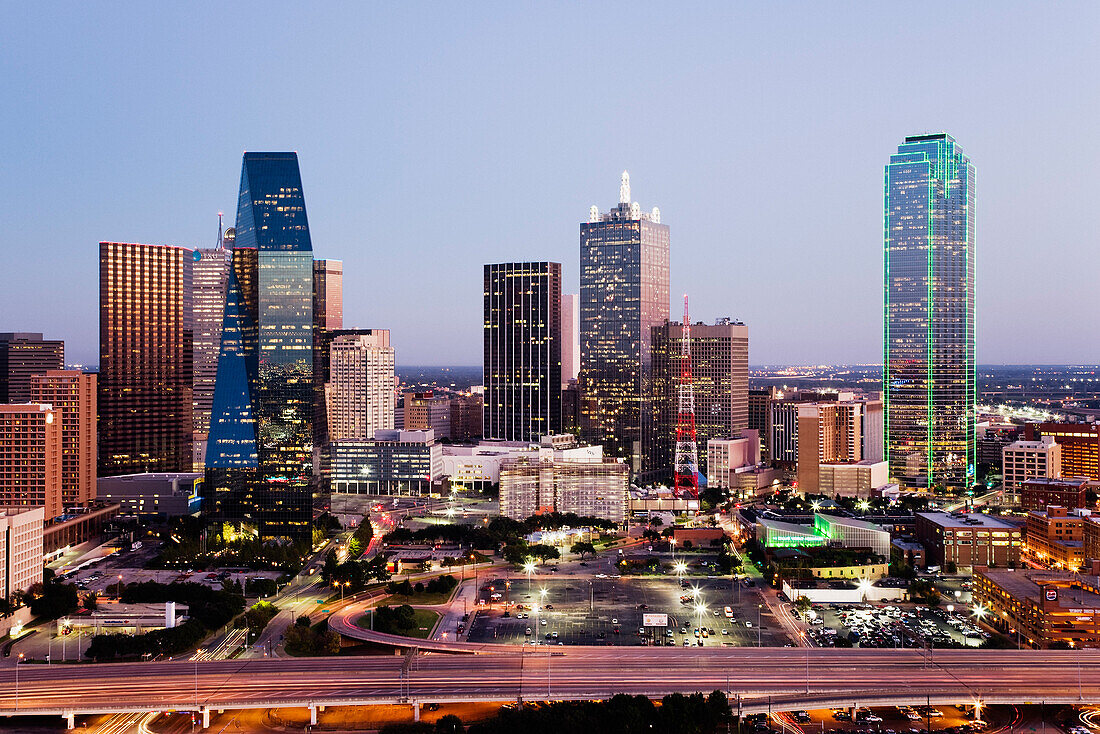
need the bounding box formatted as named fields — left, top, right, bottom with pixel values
left=207, top=152, right=315, bottom=541
left=884, top=134, right=976, bottom=491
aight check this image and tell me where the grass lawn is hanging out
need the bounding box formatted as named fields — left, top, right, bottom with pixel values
left=356, top=609, right=440, bottom=639
left=381, top=586, right=458, bottom=606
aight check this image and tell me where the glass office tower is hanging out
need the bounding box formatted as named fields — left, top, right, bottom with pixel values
left=207, top=152, right=314, bottom=541
left=884, top=133, right=976, bottom=491
left=580, top=173, right=670, bottom=481
left=483, top=262, right=562, bottom=442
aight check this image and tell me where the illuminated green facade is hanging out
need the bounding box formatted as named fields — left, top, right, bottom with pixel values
left=884, top=134, right=976, bottom=491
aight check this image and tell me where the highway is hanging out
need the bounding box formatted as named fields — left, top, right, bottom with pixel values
left=3, top=648, right=1100, bottom=721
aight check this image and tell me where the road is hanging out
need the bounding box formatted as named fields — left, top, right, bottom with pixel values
left=3, top=648, right=1100, bottom=717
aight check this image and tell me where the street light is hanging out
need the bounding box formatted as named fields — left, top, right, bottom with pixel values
left=971, top=603, right=987, bottom=621
left=523, top=561, right=536, bottom=592
left=117, top=574, right=124, bottom=599
left=15, top=652, right=23, bottom=709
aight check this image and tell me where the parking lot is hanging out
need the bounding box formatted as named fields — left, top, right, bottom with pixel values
left=799, top=603, right=989, bottom=648
left=466, top=575, right=792, bottom=647
left=760, top=703, right=1010, bottom=734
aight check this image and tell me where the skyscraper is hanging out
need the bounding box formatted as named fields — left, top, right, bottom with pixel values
left=192, top=228, right=233, bottom=470
left=313, top=259, right=344, bottom=331
left=99, top=242, right=193, bottom=476
left=0, top=404, right=62, bottom=518
left=30, top=370, right=96, bottom=510
left=560, top=293, right=580, bottom=387
left=483, top=261, right=562, bottom=442
left=328, top=331, right=395, bottom=441
left=580, top=172, right=669, bottom=480
left=0, top=333, right=64, bottom=403
left=206, top=152, right=315, bottom=542
left=653, top=317, right=749, bottom=475
left=884, top=133, right=976, bottom=491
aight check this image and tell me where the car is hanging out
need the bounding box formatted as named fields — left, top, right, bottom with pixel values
left=545, top=633, right=553, bottom=639
left=683, top=639, right=690, bottom=646
left=612, top=618, right=619, bottom=624
left=551, top=631, right=558, bottom=639
left=545, top=604, right=554, bottom=610
left=721, top=629, right=729, bottom=635
left=745, top=621, right=753, bottom=628
left=525, top=627, right=532, bottom=635
left=701, top=629, right=708, bottom=638
left=541, top=619, right=547, bottom=626
left=694, top=628, right=701, bottom=638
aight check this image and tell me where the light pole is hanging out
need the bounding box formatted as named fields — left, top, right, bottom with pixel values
left=801, top=631, right=809, bottom=693
left=15, top=652, right=23, bottom=709
left=524, top=561, right=536, bottom=594
left=117, top=574, right=124, bottom=599
left=757, top=604, right=762, bottom=647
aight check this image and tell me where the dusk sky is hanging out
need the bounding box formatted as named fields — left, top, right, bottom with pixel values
left=3, top=3, right=1098, bottom=367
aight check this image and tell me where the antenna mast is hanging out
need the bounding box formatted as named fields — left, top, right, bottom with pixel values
left=673, top=294, right=699, bottom=498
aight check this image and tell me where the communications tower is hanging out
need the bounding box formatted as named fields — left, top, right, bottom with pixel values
left=673, top=294, right=699, bottom=497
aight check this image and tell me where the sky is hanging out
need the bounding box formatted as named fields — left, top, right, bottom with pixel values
left=2, top=3, right=1099, bottom=367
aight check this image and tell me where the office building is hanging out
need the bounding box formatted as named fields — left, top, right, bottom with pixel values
left=99, top=241, right=194, bottom=476
left=1003, top=437, right=1061, bottom=493
left=331, top=429, right=442, bottom=495
left=580, top=172, right=670, bottom=480
left=817, top=461, right=891, bottom=500
left=914, top=512, right=1021, bottom=569
left=96, top=473, right=203, bottom=517
left=1026, top=423, right=1100, bottom=481
left=441, top=435, right=602, bottom=488
left=327, top=331, right=395, bottom=441
left=499, top=456, right=629, bottom=523
left=30, top=370, right=96, bottom=510
left=0, top=404, right=62, bottom=518
left=562, top=380, right=581, bottom=433
left=1025, top=506, right=1086, bottom=570
left=977, top=421, right=1024, bottom=469
left=861, top=399, right=885, bottom=462
left=1085, top=516, right=1100, bottom=563
left=707, top=430, right=761, bottom=490
left=0, top=506, right=45, bottom=600
left=483, top=262, right=562, bottom=442
left=561, top=293, right=580, bottom=386
left=974, top=568, right=1100, bottom=649
left=1021, top=477, right=1089, bottom=513
left=797, top=402, right=863, bottom=494
left=756, top=513, right=891, bottom=557
left=0, top=333, right=64, bottom=403
left=653, top=318, right=749, bottom=475
left=748, top=387, right=777, bottom=461
left=449, top=393, right=484, bottom=443
left=206, top=152, right=315, bottom=542
left=191, top=240, right=232, bottom=471
left=403, top=391, right=450, bottom=437
left=884, top=133, right=976, bottom=491
left=313, top=259, right=343, bottom=331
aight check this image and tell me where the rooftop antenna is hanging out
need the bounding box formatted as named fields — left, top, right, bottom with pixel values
left=673, top=294, right=699, bottom=499
left=620, top=171, right=631, bottom=205
left=217, top=211, right=224, bottom=249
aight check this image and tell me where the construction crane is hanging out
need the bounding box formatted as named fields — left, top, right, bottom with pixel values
left=673, top=294, right=699, bottom=498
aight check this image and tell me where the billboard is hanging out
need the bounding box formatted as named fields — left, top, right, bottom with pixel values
left=642, top=613, right=669, bottom=627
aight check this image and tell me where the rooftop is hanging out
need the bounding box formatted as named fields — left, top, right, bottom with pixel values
left=978, top=569, right=1100, bottom=609
left=916, top=512, right=1019, bottom=530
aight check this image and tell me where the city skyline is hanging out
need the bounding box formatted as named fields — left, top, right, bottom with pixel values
left=3, top=5, right=1099, bottom=367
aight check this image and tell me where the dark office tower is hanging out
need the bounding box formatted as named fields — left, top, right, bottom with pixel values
left=580, top=172, right=669, bottom=480
left=312, top=259, right=344, bottom=468
left=192, top=230, right=233, bottom=470
left=207, top=152, right=314, bottom=542
left=99, top=242, right=194, bottom=476
left=884, top=133, right=976, bottom=491
left=313, top=260, right=343, bottom=331
left=483, top=262, right=562, bottom=442
left=0, top=333, right=64, bottom=403
left=653, top=318, right=749, bottom=475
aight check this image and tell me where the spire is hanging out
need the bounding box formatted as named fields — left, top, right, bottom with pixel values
left=217, top=211, right=224, bottom=249
left=619, top=170, right=630, bottom=205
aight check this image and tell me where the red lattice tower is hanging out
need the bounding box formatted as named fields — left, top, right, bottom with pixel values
left=673, top=294, right=699, bottom=497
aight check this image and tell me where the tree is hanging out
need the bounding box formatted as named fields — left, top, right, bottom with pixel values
left=296, top=615, right=311, bottom=627
left=571, top=541, right=596, bottom=558
left=795, top=596, right=812, bottom=615
left=436, top=714, right=464, bottom=734
left=649, top=516, right=663, bottom=527
left=82, top=593, right=98, bottom=611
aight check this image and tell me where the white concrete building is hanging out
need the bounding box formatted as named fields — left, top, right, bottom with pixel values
left=706, top=430, right=761, bottom=489
left=817, top=460, right=890, bottom=499
left=1003, top=436, right=1061, bottom=491
left=500, top=456, right=628, bottom=522
left=441, top=435, right=602, bottom=487
left=327, top=331, right=395, bottom=441
left=1, top=506, right=44, bottom=599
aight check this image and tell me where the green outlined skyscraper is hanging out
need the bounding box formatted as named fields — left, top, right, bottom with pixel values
left=884, top=134, right=975, bottom=491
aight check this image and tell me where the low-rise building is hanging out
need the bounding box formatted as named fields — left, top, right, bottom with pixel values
left=707, top=431, right=761, bottom=490
left=441, top=435, right=602, bottom=489
left=756, top=512, right=891, bottom=557
left=499, top=456, right=628, bottom=523
left=1026, top=505, right=1087, bottom=570
left=914, top=512, right=1022, bottom=569
left=96, top=473, right=202, bottom=517
left=1021, top=477, right=1090, bottom=513
left=816, top=460, right=890, bottom=500
left=1, top=506, right=44, bottom=599
left=973, top=568, right=1100, bottom=648
left=331, top=429, right=443, bottom=495
left=890, top=538, right=926, bottom=569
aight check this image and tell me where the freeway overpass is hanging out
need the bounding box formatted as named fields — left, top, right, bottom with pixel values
left=2, top=648, right=1099, bottom=729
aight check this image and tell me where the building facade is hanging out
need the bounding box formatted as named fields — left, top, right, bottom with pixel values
left=206, top=152, right=315, bottom=542
left=96, top=473, right=203, bottom=517
left=0, top=333, right=64, bottom=403
left=192, top=242, right=232, bottom=471
left=914, top=512, right=1021, bottom=569
left=99, top=242, right=194, bottom=476
left=561, top=293, right=580, bottom=387
left=1021, top=477, right=1089, bottom=513
left=974, top=568, right=1100, bottom=648
left=0, top=404, right=62, bottom=518
left=403, top=391, right=450, bottom=437
left=796, top=402, right=864, bottom=495
left=483, top=262, right=562, bottom=442
left=1003, top=437, right=1061, bottom=492
left=30, top=370, right=96, bottom=510
left=579, top=172, right=670, bottom=481
left=653, top=318, right=749, bottom=475
left=884, top=133, right=976, bottom=491
left=748, top=387, right=777, bottom=462
left=449, top=393, right=484, bottom=443
left=313, top=259, right=343, bottom=331
left=1025, top=506, right=1085, bottom=570
left=327, top=331, right=395, bottom=442
left=0, top=507, right=45, bottom=600
left=499, top=456, right=629, bottom=523
left=331, top=430, right=442, bottom=495
left=707, top=430, right=762, bottom=490
left=1027, top=423, right=1100, bottom=482
left=817, top=460, right=890, bottom=500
